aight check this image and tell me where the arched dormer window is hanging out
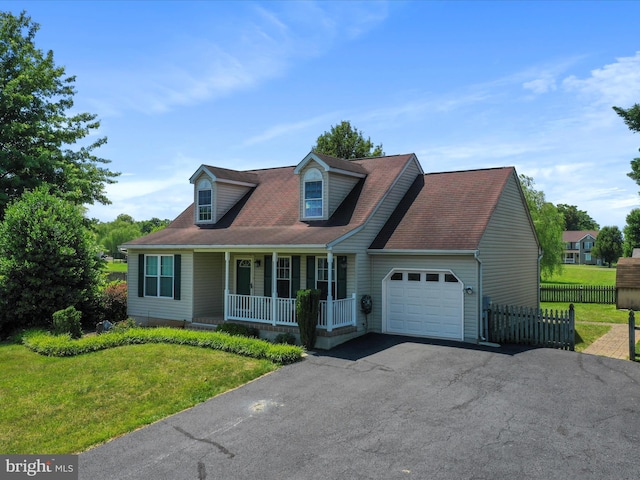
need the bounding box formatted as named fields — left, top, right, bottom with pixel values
left=197, top=179, right=212, bottom=222
left=303, top=168, right=323, bottom=218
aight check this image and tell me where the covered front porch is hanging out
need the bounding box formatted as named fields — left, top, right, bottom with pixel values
left=191, top=250, right=359, bottom=334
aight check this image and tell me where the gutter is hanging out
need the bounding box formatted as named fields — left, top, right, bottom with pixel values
left=367, top=249, right=478, bottom=256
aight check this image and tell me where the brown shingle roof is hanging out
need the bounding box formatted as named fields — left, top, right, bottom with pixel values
left=200, top=165, right=259, bottom=185
left=563, top=231, right=598, bottom=242
left=126, top=154, right=415, bottom=247
left=311, top=152, right=370, bottom=175
left=370, top=167, right=515, bottom=251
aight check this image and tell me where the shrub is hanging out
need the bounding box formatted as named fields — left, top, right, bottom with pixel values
left=110, top=317, right=137, bottom=333
left=296, top=289, right=320, bottom=350
left=52, top=306, right=83, bottom=339
left=0, top=188, right=103, bottom=333
left=273, top=332, right=296, bottom=345
left=22, top=327, right=304, bottom=365
left=215, top=322, right=259, bottom=338
left=102, top=281, right=128, bottom=322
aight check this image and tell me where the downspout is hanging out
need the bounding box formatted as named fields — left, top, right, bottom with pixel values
left=538, top=248, right=543, bottom=307
left=476, top=250, right=499, bottom=347
left=475, top=250, right=485, bottom=342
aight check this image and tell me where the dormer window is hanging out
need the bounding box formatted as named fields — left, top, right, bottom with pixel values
left=304, top=168, right=323, bottom=218
left=197, top=179, right=212, bottom=222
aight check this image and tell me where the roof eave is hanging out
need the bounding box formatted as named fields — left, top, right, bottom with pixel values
left=367, top=249, right=479, bottom=256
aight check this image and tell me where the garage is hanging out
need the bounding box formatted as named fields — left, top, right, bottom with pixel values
left=384, top=270, right=463, bottom=340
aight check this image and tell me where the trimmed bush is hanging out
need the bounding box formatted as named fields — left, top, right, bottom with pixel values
left=102, top=281, right=128, bottom=322
left=215, top=322, right=259, bottom=338
left=296, top=289, right=320, bottom=350
left=52, top=306, right=83, bottom=339
left=22, top=327, right=304, bottom=365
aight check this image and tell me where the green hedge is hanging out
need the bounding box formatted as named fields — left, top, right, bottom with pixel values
left=22, top=327, right=304, bottom=365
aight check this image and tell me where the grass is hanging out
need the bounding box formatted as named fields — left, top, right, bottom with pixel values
left=103, top=261, right=127, bottom=273
left=542, top=264, right=616, bottom=286
left=541, top=302, right=630, bottom=324
left=574, top=323, right=612, bottom=352
left=539, top=265, right=627, bottom=351
left=0, top=341, right=277, bottom=454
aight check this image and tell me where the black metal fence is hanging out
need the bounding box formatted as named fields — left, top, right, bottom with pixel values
left=540, top=285, right=616, bottom=304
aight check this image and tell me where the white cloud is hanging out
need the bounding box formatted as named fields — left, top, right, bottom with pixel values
left=243, top=112, right=343, bottom=146
left=85, top=2, right=389, bottom=117
left=562, top=51, right=640, bottom=107
left=523, top=75, right=557, bottom=94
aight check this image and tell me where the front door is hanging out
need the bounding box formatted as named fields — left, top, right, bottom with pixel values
left=236, top=259, right=252, bottom=295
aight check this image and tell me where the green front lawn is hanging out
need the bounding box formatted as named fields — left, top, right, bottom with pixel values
left=0, top=341, right=278, bottom=454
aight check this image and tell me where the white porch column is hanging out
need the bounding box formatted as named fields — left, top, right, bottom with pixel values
left=351, top=292, right=357, bottom=327
left=224, top=251, right=230, bottom=321
left=271, top=252, right=278, bottom=326
left=327, top=251, right=334, bottom=332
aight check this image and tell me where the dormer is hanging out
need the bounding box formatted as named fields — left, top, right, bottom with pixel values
left=189, top=165, right=258, bottom=225
left=294, top=152, right=368, bottom=221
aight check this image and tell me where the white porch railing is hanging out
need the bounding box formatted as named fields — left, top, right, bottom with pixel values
left=226, top=293, right=356, bottom=331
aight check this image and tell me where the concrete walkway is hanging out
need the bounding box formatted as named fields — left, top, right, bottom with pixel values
left=582, top=323, right=630, bottom=360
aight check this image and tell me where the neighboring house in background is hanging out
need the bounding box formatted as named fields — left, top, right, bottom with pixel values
left=562, top=231, right=600, bottom=265
left=123, top=152, right=540, bottom=349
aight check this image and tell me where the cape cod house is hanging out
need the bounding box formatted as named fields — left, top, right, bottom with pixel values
left=123, top=152, right=540, bottom=349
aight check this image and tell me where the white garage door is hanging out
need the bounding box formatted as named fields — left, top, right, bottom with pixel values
left=385, top=270, right=463, bottom=340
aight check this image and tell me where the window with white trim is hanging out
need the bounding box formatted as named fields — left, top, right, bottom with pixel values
left=145, top=255, right=174, bottom=297
left=316, top=257, right=337, bottom=300
left=303, top=168, right=323, bottom=218
left=197, top=179, right=212, bottom=222
left=276, top=257, right=291, bottom=298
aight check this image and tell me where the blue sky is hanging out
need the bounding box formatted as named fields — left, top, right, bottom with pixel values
left=6, top=1, right=640, bottom=230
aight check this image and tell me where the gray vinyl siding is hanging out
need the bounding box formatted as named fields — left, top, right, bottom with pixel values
left=370, top=255, right=479, bottom=342
left=193, top=252, right=224, bottom=317
left=336, top=158, right=423, bottom=327
left=216, top=183, right=251, bottom=221
left=478, top=172, right=539, bottom=308
left=327, top=172, right=360, bottom=216
left=127, top=249, right=194, bottom=322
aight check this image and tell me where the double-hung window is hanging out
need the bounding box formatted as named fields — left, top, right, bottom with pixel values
left=316, top=257, right=336, bottom=300
left=303, top=168, right=323, bottom=218
left=276, top=257, right=291, bottom=298
left=145, top=255, right=174, bottom=298
left=197, top=179, right=212, bottom=222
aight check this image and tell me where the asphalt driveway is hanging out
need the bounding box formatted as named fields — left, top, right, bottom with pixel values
left=80, top=334, right=640, bottom=480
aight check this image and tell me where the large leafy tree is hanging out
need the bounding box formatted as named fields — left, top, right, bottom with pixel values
left=519, top=174, right=564, bottom=279
left=94, top=214, right=170, bottom=258
left=591, top=226, right=622, bottom=267
left=0, top=11, right=118, bottom=219
left=0, top=188, right=103, bottom=334
left=556, top=204, right=599, bottom=231
left=623, top=208, right=640, bottom=257
left=313, top=120, right=384, bottom=159
left=613, top=103, right=640, bottom=186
